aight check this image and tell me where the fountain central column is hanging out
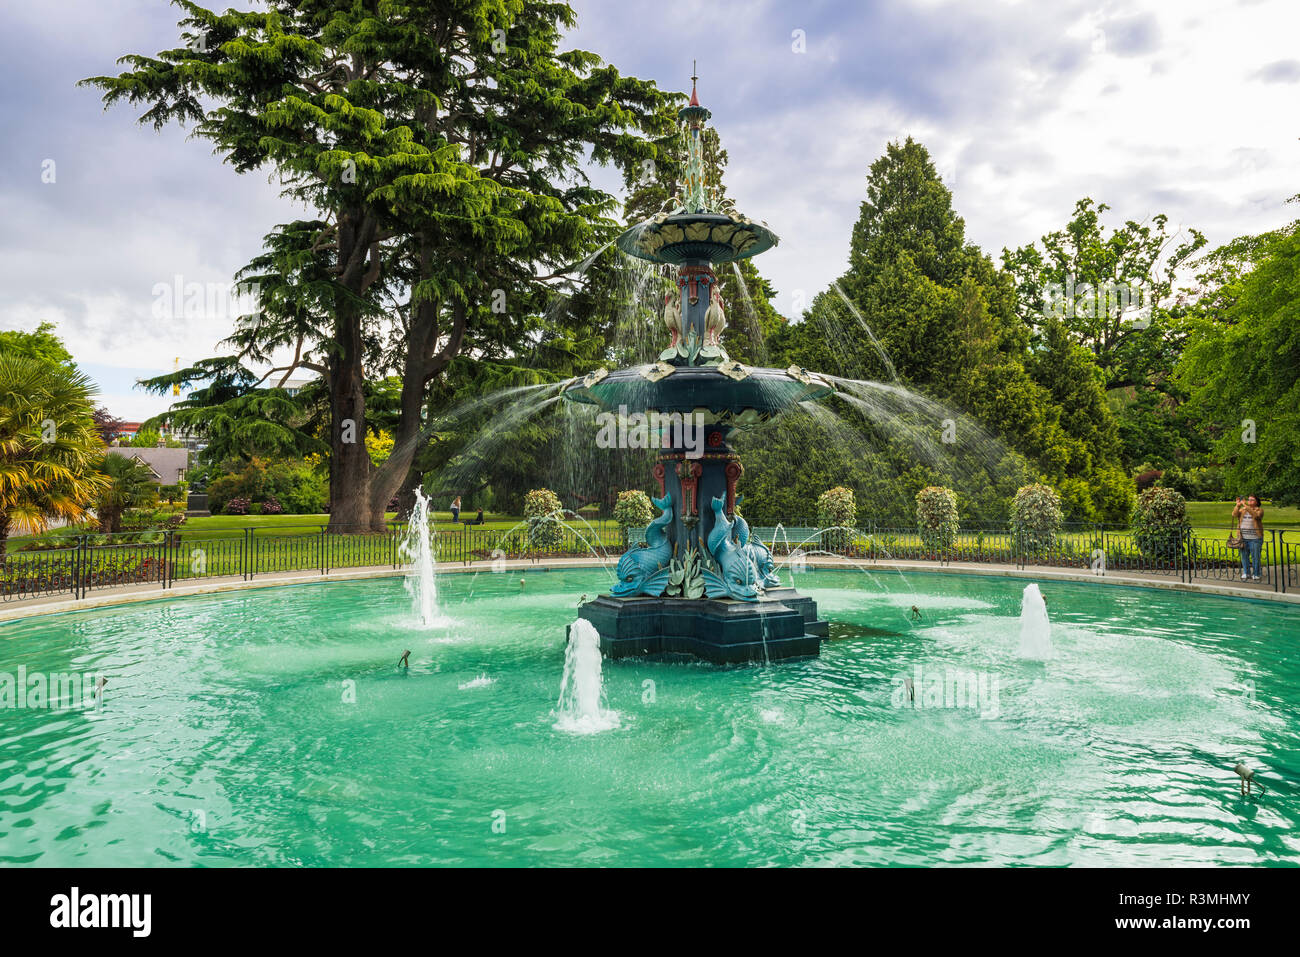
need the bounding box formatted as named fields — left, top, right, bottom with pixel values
left=563, top=71, right=831, bottom=663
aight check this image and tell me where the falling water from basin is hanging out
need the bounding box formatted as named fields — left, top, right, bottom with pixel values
left=554, top=619, right=620, bottom=734
left=400, top=488, right=445, bottom=628
left=1018, top=583, right=1054, bottom=659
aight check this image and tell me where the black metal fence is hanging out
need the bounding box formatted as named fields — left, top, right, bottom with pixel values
left=744, top=521, right=1293, bottom=593
left=0, top=522, right=627, bottom=604
left=0, top=520, right=1292, bottom=603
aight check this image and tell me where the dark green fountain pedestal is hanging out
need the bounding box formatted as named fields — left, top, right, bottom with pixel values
left=578, top=588, right=828, bottom=664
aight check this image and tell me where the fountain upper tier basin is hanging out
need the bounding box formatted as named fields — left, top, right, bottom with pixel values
left=562, top=364, right=835, bottom=422
left=616, top=212, right=779, bottom=265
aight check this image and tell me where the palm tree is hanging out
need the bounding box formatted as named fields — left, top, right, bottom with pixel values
left=95, top=453, right=157, bottom=533
left=0, top=356, right=110, bottom=557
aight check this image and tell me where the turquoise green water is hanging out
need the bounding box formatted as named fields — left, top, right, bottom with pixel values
left=1, top=569, right=1297, bottom=867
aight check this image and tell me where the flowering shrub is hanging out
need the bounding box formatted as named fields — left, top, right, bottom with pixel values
left=261, top=496, right=284, bottom=515
left=1011, top=484, right=1062, bottom=553
left=523, top=488, right=564, bottom=549
left=223, top=496, right=251, bottom=516
left=817, top=486, right=856, bottom=550
left=916, top=486, right=959, bottom=552
left=1131, top=486, right=1189, bottom=560
left=613, top=489, right=654, bottom=530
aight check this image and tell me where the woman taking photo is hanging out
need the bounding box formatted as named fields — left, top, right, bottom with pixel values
left=1232, top=495, right=1264, bottom=581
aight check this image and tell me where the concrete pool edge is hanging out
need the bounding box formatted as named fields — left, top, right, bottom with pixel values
left=1, top=557, right=1296, bottom=625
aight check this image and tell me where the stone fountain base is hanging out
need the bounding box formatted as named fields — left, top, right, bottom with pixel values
left=577, top=588, right=828, bottom=664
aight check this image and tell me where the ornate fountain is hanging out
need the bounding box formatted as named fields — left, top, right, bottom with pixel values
left=562, top=74, right=834, bottom=663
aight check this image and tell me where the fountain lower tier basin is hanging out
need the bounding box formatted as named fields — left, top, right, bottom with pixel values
left=562, top=364, right=835, bottom=420
left=577, top=588, right=829, bottom=663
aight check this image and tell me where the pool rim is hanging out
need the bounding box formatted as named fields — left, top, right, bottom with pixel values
left=1, top=559, right=1296, bottom=629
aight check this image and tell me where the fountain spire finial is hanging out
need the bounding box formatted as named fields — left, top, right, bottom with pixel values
left=679, top=65, right=711, bottom=213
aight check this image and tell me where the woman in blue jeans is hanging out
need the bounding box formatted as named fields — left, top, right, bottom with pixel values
left=1233, top=495, right=1264, bottom=581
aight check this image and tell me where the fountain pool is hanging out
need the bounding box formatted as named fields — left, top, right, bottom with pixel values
left=1, top=569, right=1296, bottom=866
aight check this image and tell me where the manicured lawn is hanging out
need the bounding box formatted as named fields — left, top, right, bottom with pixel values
left=180, top=511, right=614, bottom=538
left=1185, top=500, right=1300, bottom=530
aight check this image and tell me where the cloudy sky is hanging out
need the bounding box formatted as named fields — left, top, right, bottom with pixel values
left=2, top=0, right=1297, bottom=419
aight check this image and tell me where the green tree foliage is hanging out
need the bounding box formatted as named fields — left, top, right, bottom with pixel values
left=139, top=357, right=326, bottom=464
left=760, top=139, right=1126, bottom=522
left=1002, top=198, right=1207, bottom=475
left=1177, top=226, right=1300, bottom=504
left=0, top=322, right=76, bottom=369
left=88, top=0, right=671, bottom=529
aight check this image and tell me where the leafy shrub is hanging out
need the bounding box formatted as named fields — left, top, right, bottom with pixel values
left=158, top=482, right=188, bottom=505
left=120, top=507, right=186, bottom=531
left=523, top=488, right=564, bottom=549
left=1091, top=465, right=1137, bottom=523
left=1159, top=464, right=1225, bottom=502
left=207, top=458, right=328, bottom=514
left=1131, top=486, right=1189, bottom=561
left=915, top=486, right=959, bottom=552
left=817, top=486, right=856, bottom=550
left=1056, top=476, right=1096, bottom=522
left=1011, top=484, right=1063, bottom=553
left=613, top=490, right=654, bottom=530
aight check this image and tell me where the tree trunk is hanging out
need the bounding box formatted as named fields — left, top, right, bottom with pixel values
left=328, top=335, right=372, bottom=530
left=362, top=284, right=468, bottom=530
left=0, top=512, right=9, bottom=562
left=393, top=465, right=424, bottom=520
left=327, top=210, right=380, bottom=531
left=365, top=366, right=427, bottom=529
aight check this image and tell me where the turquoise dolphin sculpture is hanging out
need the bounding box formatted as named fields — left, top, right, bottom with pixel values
left=705, top=496, right=760, bottom=600
left=610, top=493, right=674, bottom=597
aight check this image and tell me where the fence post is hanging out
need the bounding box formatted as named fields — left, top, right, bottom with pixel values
left=320, top=525, right=327, bottom=575
left=1271, top=529, right=1280, bottom=593
left=1176, top=527, right=1183, bottom=583
left=74, top=535, right=85, bottom=600
left=243, top=527, right=251, bottom=581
